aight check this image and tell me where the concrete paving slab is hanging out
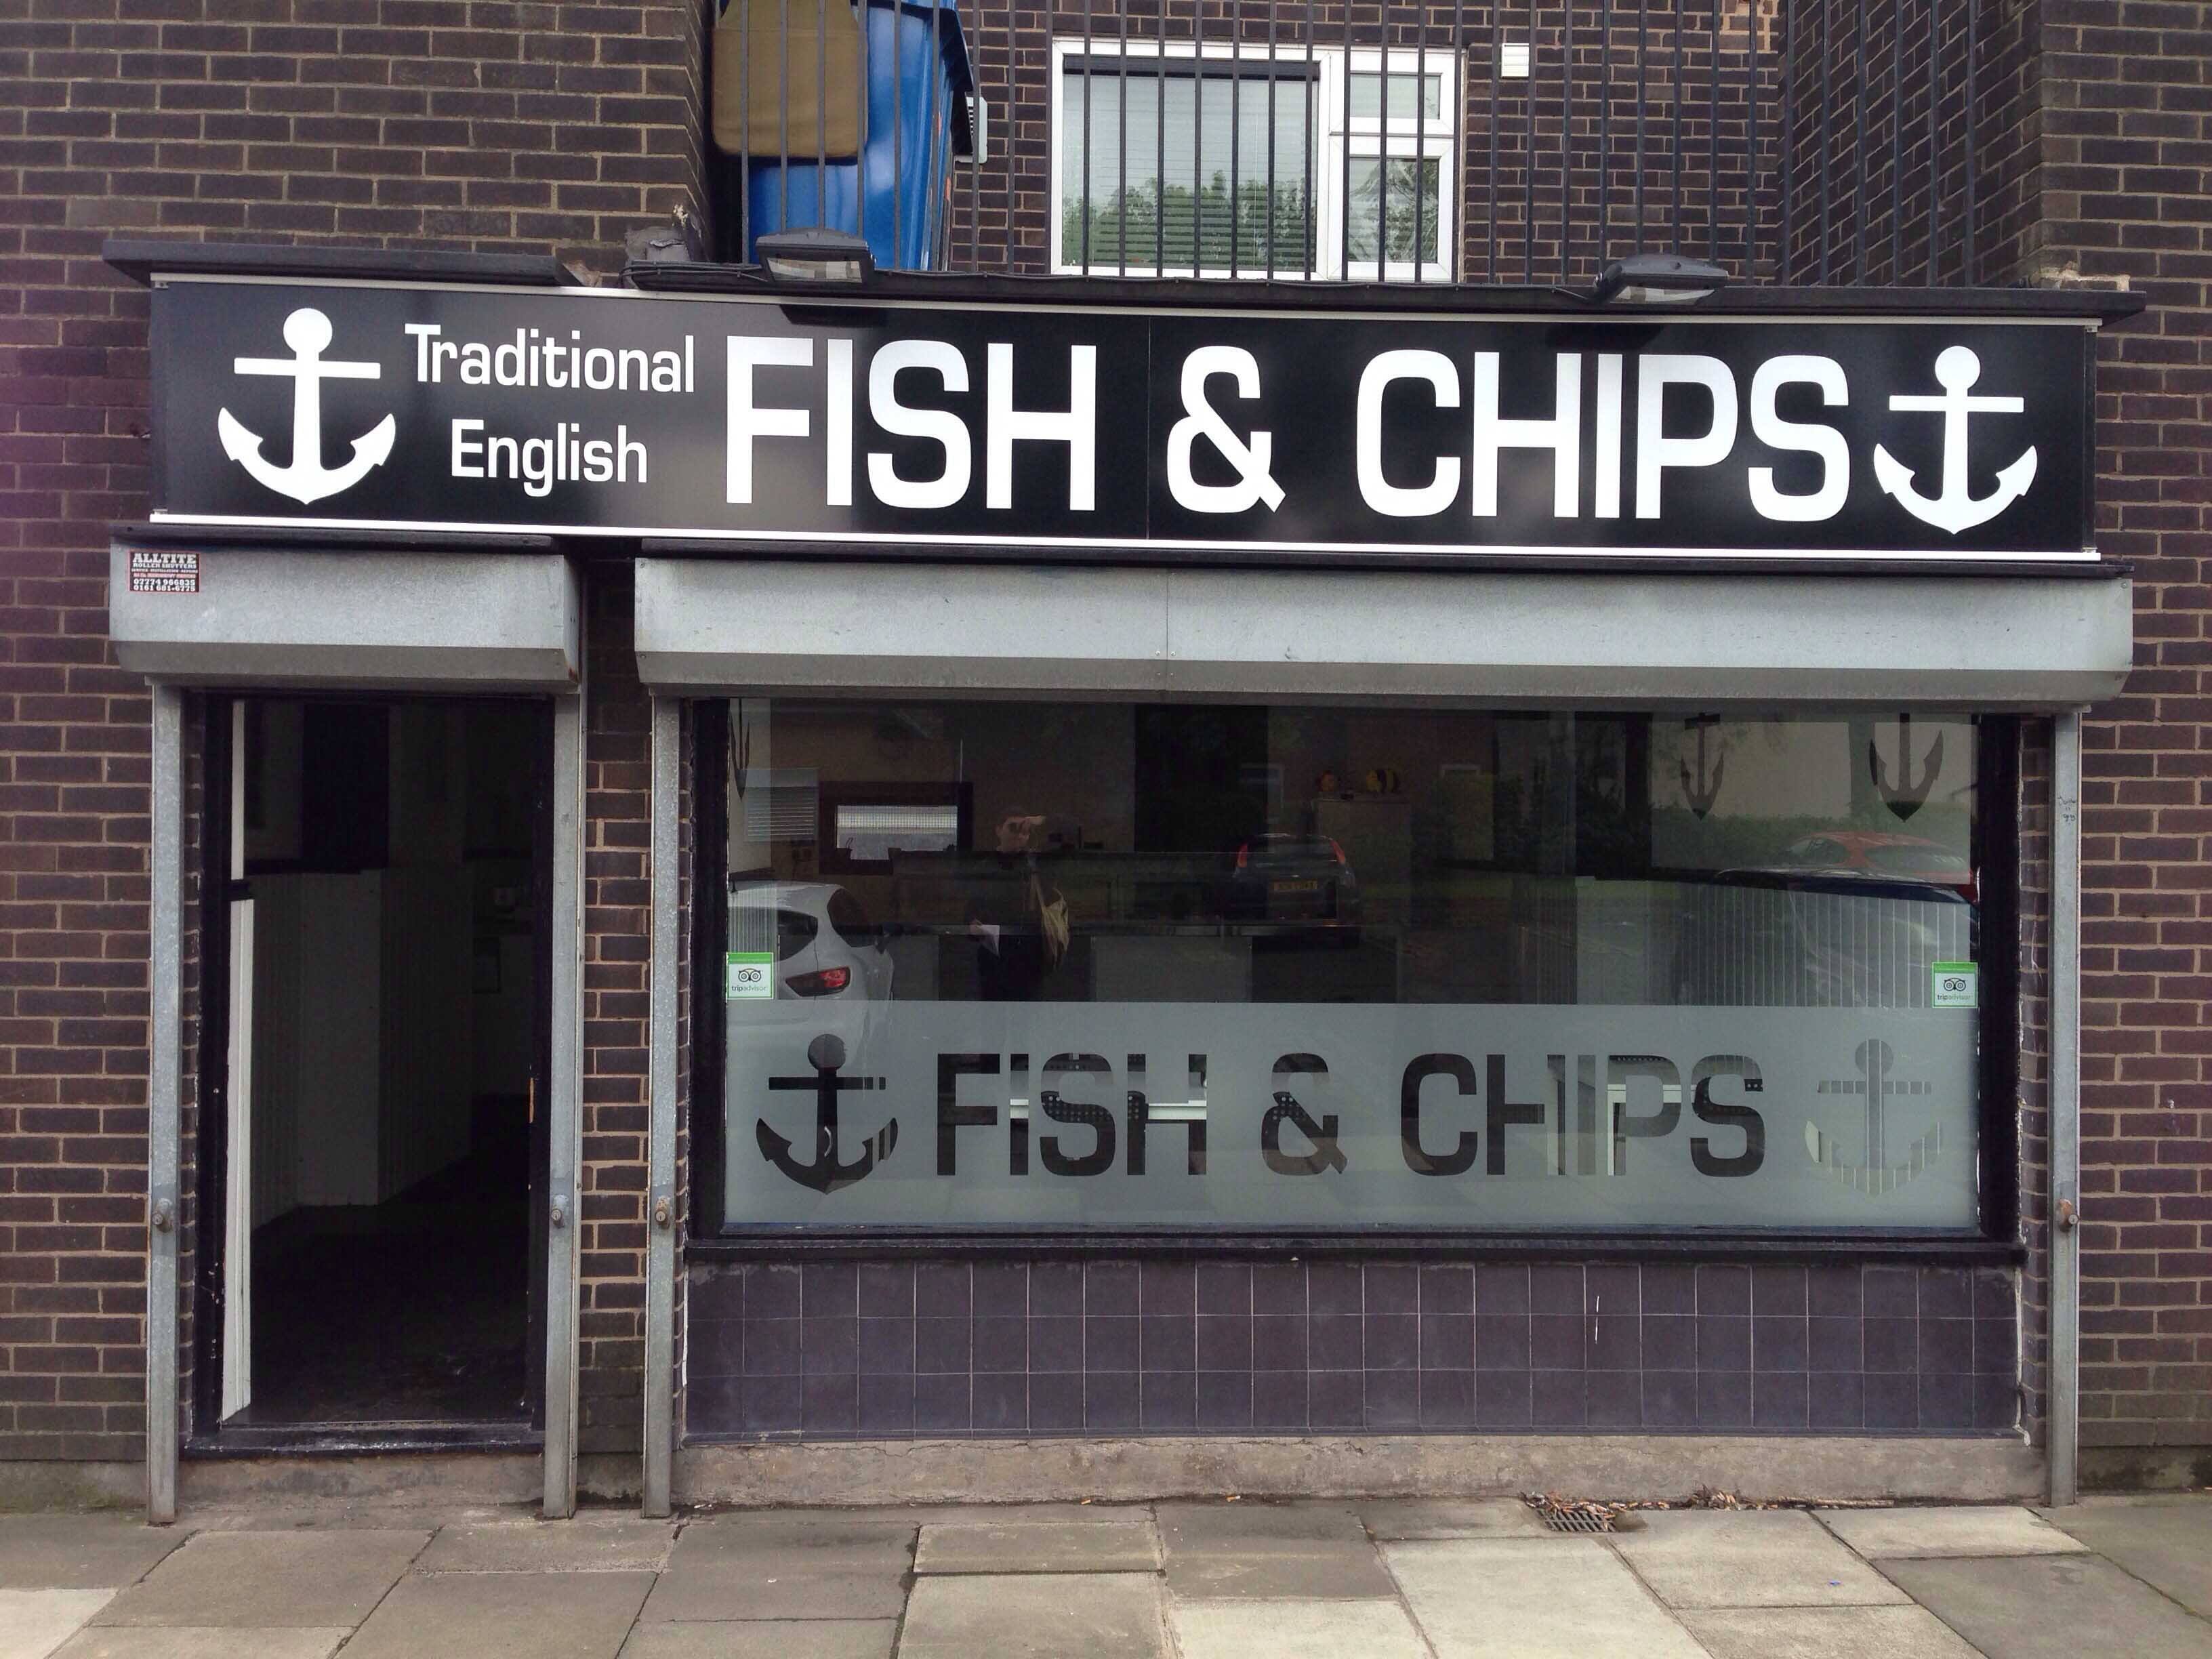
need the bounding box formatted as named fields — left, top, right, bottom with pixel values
left=1170, top=1598, right=1427, bottom=1659
left=0, top=1517, right=187, bottom=1591
left=1358, top=1500, right=1551, bottom=1541
left=0, top=1591, right=112, bottom=1659
left=1610, top=1509, right=1910, bottom=1608
left=897, top=1574, right=1168, bottom=1659
left=619, top=1622, right=896, bottom=1659
left=1680, top=1605, right=1984, bottom=1659
left=89, top=1530, right=429, bottom=1629
left=1158, top=1502, right=1397, bottom=1601
left=914, top=1519, right=1160, bottom=1574
left=2036, top=1498, right=2212, bottom=1618
left=339, top=1569, right=655, bottom=1659
left=1384, top=1538, right=1707, bottom=1659
left=641, top=1511, right=915, bottom=1622
left=1882, top=1553, right=2212, bottom=1659
left=49, top=1630, right=349, bottom=1659
left=417, top=1518, right=678, bottom=1573
left=1818, top=1506, right=2087, bottom=1559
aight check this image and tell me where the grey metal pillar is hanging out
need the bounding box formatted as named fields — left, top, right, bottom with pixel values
left=146, top=684, right=184, bottom=1525
left=642, top=697, right=680, bottom=1517
left=2049, top=710, right=2083, bottom=1507
left=544, top=685, right=586, bottom=1519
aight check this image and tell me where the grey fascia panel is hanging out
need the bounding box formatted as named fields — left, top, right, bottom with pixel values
left=110, top=546, right=579, bottom=691
left=635, top=558, right=2133, bottom=710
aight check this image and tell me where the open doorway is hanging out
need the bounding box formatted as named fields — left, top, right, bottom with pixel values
left=202, top=694, right=550, bottom=1431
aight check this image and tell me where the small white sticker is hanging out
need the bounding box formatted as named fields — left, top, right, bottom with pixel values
left=1931, top=961, right=1978, bottom=1009
left=726, top=951, right=773, bottom=1000
left=129, top=548, right=198, bottom=594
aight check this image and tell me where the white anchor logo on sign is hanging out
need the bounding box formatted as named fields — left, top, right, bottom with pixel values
left=1871, top=344, right=2037, bottom=535
left=216, top=308, right=396, bottom=505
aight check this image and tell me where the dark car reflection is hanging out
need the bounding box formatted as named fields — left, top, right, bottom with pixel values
left=1223, top=833, right=1363, bottom=946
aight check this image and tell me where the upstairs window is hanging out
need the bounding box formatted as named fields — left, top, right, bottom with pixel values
left=1052, top=43, right=1457, bottom=281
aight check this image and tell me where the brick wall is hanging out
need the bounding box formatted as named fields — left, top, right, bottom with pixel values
left=0, top=0, right=708, bottom=1463
left=2038, top=0, right=2212, bottom=1467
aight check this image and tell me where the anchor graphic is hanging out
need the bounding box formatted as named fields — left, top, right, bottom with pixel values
left=757, top=1033, right=898, bottom=1194
left=216, top=307, right=396, bottom=505
left=1870, top=712, right=1943, bottom=822
left=1680, top=714, right=1726, bottom=819
left=1872, top=345, right=2038, bottom=535
left=1805, top=1037, right=1943, bottom=1195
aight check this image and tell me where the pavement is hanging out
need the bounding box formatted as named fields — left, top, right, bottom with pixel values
left=0, top=1492, right=2206, bottom=1658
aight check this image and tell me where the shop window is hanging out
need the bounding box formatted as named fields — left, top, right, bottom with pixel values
left=700, top=701, right=2007, bottom=1239
left=1052, top=44, right=1457, bottom=280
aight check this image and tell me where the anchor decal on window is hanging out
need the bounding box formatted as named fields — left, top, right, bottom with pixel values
left=758, top=1033, right=899, bottom=1194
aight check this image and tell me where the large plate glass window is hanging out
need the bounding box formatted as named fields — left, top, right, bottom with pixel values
left=710, top=701, right=1999, bottom=1235
left=1052, top=43, right=1457, bottom=280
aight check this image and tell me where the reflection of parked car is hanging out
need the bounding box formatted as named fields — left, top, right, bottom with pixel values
left=727, top=880, right=895, bottom=1005
left=1224, top=834, right=1362, bottom=945
left=1783, top=832, right=1975, bottom=899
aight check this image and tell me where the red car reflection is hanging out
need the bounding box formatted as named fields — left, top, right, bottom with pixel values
left=1783, top=832, right=1976, bottom=901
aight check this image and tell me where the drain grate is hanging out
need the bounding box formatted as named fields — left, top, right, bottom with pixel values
left=1540, top=1507, right=1615, bottom=1534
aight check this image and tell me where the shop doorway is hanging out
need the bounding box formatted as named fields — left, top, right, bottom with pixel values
left=199, top=694, right=552, bottom=1433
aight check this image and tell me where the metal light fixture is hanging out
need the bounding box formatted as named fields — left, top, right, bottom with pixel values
left=755, top=228, right=874, bottom=285
left=1586, top=252, right=1729, bottom=305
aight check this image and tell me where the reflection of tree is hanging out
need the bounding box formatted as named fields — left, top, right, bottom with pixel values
left=1064, top=175, right=1312, bottom=270
left=1346, top=158, right=1439, bottom=263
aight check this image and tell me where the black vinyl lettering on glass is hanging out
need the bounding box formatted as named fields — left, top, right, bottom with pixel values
left=1689, top=1053, right=1767, bottom=1176
left=1401, top=1053, right=1480, bottom=1177
left=1262, top=1052, right=1347, bottom=1175
left=1040, top=1052, right=1117, bottom=1177
left=1485, top=1052, right=1548, bottom=1175
left=937, top=1052, right=998, bottom=1175
left=1608, top=1054, right=1682, bottom=1173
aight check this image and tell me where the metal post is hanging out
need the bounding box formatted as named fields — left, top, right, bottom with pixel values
left=544, top=684, right=586, bottom=1519
left=2050, top=710, right=2083, bottom=1507
left=643, top=699, right=680, bottom=1517
left=146, top=682, right=183, bottom=1525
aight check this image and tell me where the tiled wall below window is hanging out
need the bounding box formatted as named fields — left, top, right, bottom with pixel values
left=683, top=1259, right=2020, bottom=1440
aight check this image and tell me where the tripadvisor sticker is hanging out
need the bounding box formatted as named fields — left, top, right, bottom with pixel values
left=726, top=951, right=773, bottom=1000
left=1931, top=961, right=1978, bottom=1010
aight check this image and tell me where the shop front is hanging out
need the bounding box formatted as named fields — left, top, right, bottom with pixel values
left=115, top=247, right=2134, bottom=1516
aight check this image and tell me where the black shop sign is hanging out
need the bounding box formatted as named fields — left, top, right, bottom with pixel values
left=148, top=278, right=2097, bottom=561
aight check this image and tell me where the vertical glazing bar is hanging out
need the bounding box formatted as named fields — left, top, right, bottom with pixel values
left=1081, top=0, right=1092, bottom=270
left=2052, top=710, right=2084, bottom=1507
left=1562, top=0, right=1574, bottom=282
left=642, top=697, right=680, bottom=1519
left=146, top=680, right=181, bottom=1526
left=1963, top=0, right=1977, bottom=282
left=1708, top=0, right=1719, bottom=260
left=1635, top=0, right=1646, bottom=249
left=926, top=0, right=943, bottom=266
left=1120, top=0, right=1132, bottom=272
left=739, top=0, right=753, bottom=256
left=1160, top=0, right=1170, bottom=271
left=1305, top=0, right=1317, bottom=275
left=1267, top=0, right=1279, bottom=277
left=1231, top=0, right=1243, bottom=277
left=1378, top=0, right=1390, bottom=279
left=1198, top=0, right=1208, bottom=270
left=1416, top=0, right=1429, bottom=279
left=1343, top=0, right=1353, bottom=276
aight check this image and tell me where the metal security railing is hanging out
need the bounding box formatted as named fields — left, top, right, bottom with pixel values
left=712, top=0, right=1999, bottom=287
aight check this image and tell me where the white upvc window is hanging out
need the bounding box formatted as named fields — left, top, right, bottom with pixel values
left=1050, top=41, right=1458, bottom=281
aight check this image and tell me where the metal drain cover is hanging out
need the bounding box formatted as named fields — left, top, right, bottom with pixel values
left=1540, top=1508, right=1614, bottom=1534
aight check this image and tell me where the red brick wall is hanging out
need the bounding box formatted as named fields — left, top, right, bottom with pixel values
left=2039, top=0, right=2212, bottom=1468
left=0, top=0, right=709, bottom=1464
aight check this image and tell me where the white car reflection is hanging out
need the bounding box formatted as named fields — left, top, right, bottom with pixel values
left=726, top=881, right=895, bottom=1067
